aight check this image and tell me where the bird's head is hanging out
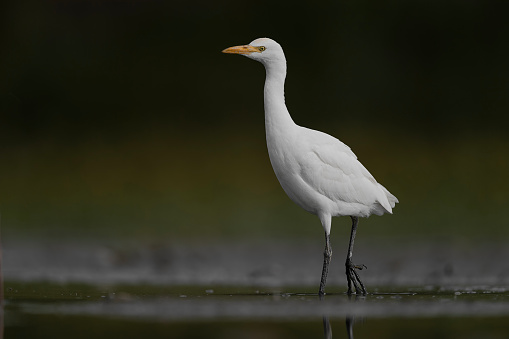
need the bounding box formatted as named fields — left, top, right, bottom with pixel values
left=222, top=38, right=286, bottom=67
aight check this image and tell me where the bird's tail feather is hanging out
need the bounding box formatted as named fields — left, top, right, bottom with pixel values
left=372, top=184, right=398, bottom=215
left=379, top=184, right=399, bottom=209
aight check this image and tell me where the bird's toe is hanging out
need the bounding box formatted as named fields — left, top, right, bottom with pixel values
left=345, top=260, right=367, bottom=295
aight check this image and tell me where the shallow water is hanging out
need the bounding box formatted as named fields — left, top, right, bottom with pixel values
left=4, top=238, right=509, bottom=338
left=5, top=282, right=509, bottom=338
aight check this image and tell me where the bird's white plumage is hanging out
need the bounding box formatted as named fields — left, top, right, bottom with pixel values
left=224, top=38, right=398, bottom=235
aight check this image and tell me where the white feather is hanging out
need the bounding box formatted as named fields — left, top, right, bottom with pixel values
left=225, top=37, right=398, bottom=236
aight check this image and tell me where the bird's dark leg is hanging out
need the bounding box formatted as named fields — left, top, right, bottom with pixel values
left=319, top=232, right=332, bottom=296
left=345, top=216, right=367, bottom=295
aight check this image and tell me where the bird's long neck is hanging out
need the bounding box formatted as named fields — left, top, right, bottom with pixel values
left=263, top=61, right=295, bottom=135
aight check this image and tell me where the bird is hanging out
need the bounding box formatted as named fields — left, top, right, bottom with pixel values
left=222, top=38, right=398, bottom=295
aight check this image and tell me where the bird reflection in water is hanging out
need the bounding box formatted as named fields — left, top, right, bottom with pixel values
left=321, top=294, right=364, bottom=339
left=322, top=313, right=356, bottom=339
left=323, top=316, right=333, bottom=339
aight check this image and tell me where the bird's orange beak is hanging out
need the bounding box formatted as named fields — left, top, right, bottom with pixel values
left=222, top=45, right=260, bottom=55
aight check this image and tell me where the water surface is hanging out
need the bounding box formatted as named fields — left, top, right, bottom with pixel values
left=5, top=282, right=509, bottom=338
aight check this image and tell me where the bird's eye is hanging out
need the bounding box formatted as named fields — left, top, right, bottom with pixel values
left=258, top=46, right=266, bottom=52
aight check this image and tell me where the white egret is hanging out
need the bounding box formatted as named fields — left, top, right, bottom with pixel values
left=223, top=38, right=398, bottom=295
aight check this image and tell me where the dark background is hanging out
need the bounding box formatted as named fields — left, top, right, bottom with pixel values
left=1, top=0, right=508, bottom=242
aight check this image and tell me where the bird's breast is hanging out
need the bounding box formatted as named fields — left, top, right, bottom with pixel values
left=265, top=128, right=327, bottom=215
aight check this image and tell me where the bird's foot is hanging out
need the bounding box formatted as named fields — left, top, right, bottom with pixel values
left=345, top=259, right=367, bottom=295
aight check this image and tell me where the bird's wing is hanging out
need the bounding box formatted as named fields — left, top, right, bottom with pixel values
left=297, top=129, right=391, bottom=211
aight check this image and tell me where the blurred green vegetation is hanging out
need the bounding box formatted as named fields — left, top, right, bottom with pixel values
left=1, top=0, right=508, bottom=240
